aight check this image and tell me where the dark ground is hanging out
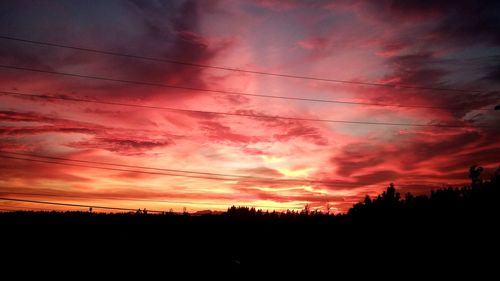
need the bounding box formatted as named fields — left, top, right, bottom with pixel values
left=1, top=179, right=499, bottom=278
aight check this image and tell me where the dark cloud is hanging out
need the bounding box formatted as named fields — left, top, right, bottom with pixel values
left=328, top=130, right=500, bottom=190
left=0, top=0, right=232, bottom=101
left=0, top=126, right=97, bottom=136
left=0, top=110, right=59, bottom=123
left=437, top=146, right=500, bottom=173
left=273, top=123, right=329, bottom=146
left=360, top=1, right=500, bottom=118
left=0, top=110, right=175, bottom=155
left=0, top=110, right=103, bottom=136
left=199, top=120, right=261, bottom=144
left=69, top=137, right=173, bottom=156
left=231, top=109, right=329, bottom=145
left=249, top=0, right=304, bottom=11
left=429, top=1, right=500, bottom=47
left=404, top=131, right=482, bottom=163
left=352, top=170, right=401, bottom=185
left=482, top=64, right=500, bottom=83
left=378, top=51, right=499, bottom=118
left=0, top=142, right=33, bottom=152
left=367, top=0, right=500, bottom=46
left=331, top=143, right=386, bottom=177
left=386, top=53, right=447, bottom=84
left=368, top=0, right=448, bottom=21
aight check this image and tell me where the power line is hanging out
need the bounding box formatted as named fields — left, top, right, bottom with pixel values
left=0, top=151, right=360, bottom=186
left=0, top=86, right=492, bottom=114
left=1, top=64, right=390, bottom=105
left=0, top=153, right=372, bottom=187
left=0, top=197, right=164, bottom=213
left=0, top=191, right=303, bottom=210
left=0, top=152, right=465, bottom=189
left=0, top=90, right=492, bottom=129
left=0, top=35, right=484, bottom=94
left=0, top=154, right=283, bottom=183
left=0, top=65, right=480, bottom=112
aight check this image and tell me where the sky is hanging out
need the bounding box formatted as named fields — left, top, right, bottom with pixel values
left=0, top=0, right=499, bottom=213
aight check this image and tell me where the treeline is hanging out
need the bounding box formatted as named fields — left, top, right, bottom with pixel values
left=224, top=165, right=500, bottom=220
left=349, top=172, right=500, bottom=219
left=0, top=165, right=498, bottom=276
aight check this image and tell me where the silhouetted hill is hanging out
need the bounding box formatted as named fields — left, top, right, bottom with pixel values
left=1, top=166, right=499, bottom=277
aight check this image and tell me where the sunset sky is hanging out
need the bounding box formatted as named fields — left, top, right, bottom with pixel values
left=0, top=0, right=499, bottom=213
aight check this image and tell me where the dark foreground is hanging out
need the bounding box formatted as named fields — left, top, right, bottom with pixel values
left=1, top=180, right=499, bottom=277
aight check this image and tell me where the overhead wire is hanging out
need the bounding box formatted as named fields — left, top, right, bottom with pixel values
left=0, top=153, right=372, bottom=187
left=0, top=90, right=493, bottom=128
left=0, top=191, right=303, bottom=210
left=0, top=197, right=164, bottom=212
left=0, top=152, right=465, bottom=188
left=0, top=35, right=484, bottom=94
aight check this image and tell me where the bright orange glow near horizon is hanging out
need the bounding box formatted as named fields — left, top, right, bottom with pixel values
left=0, top=0, right=499, bottom=213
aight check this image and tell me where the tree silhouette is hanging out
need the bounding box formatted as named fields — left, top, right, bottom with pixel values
left=469, top=165, right=484, bottom=186
left=303, top=203, right=310, bottom=214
